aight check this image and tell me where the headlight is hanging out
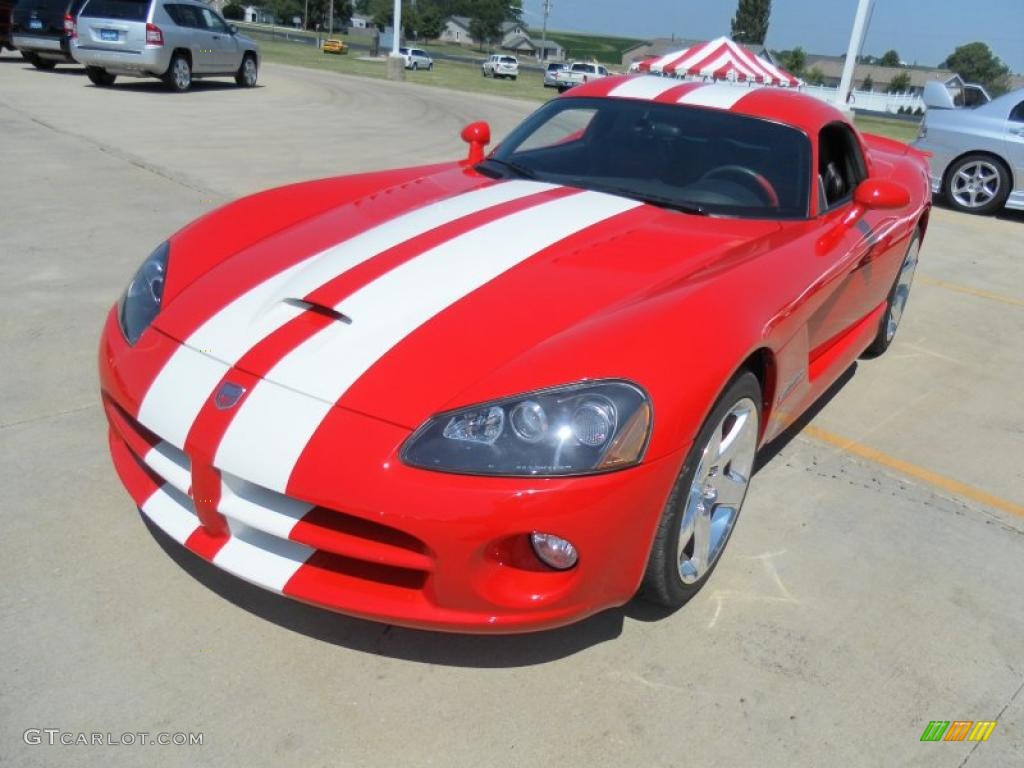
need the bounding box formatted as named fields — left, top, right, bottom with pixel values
left=402, top=380, right=651, bottom=477
left=118, top=241, right=169, bottom=345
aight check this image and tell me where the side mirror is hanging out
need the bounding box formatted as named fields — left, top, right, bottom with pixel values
left=854, top=178, right=910, bottom=210
left=229, top=24, right=238, bottom=34
left=460, top=121, right=491, bottom=165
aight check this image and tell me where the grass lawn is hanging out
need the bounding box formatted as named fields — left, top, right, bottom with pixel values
left=853, top=115, right=921, bottom=143
left=260, top=39, right=920, bottom=144
left=260, top=39, right=553, bottom=102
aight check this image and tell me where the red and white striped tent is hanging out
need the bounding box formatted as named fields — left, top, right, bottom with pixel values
left=635, top=36, right=800, bottom=87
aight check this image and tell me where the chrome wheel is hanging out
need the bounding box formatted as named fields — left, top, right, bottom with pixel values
left=677, top=397, right=758, bottom=584
left=950, top=160, right=1001, bottom=209
left=172, top=57, right=190, bottom=90
left=885, top=237, right=919, bottom=343
left=242, top=56, right=257, bottom=86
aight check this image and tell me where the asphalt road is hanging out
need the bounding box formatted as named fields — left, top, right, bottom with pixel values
left=1, top=54, right=1022, bottom=768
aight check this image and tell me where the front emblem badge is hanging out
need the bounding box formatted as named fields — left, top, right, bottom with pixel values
left=214, top=382, right=246, bottom=410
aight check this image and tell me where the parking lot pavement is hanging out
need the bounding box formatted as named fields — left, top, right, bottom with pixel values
left=1, top=56, right=1022, bottom=768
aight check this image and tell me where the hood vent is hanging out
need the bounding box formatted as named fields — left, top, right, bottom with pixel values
left=284, top=298, right=352, bottom=325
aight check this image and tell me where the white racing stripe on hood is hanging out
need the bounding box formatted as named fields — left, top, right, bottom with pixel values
left=216, top=191, right=643, bottom=492
left=137, top=180, right=554, bottom=449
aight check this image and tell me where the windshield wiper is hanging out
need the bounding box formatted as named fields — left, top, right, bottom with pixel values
left=477, top=158, right=539, bottom=181
left=598, top=186, right=708, bottom=215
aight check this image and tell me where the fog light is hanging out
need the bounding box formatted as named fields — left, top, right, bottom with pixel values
left=530, top=532, right=578, bottom=570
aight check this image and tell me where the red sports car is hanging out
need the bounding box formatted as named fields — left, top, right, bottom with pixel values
left=100, top=77, right=930, bottom=633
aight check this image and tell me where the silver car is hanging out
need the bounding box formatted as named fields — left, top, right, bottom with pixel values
left=913, top=83, right=1024, bottom=215
left=71, top=0, right=260, bottom=91
left=399, top=46, right=432, bottom=71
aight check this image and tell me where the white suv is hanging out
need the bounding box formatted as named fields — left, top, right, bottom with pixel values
left=482, top=54, right=518, bottom=80
left=399, top=46, right=432, bottom=71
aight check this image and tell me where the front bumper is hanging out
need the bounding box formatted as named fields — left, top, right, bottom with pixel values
left=100, top=309, right=683, bottom=633
left=71, top=42, right=170, bottom=75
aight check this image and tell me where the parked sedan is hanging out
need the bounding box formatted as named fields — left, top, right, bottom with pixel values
left=913, top=82, right=1024, bottom=214
left=399, top=46, right=432, bottom=71
left=98, top=78, right=930, bottom=633
left=71, top=0, right=260, bottom=91
left=10, top=0, right=86, bottom=69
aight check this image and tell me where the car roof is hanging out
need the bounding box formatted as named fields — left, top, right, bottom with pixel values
left=564, top=75, right=848, bottom=136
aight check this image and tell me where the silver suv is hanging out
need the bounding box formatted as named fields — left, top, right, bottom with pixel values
left=71, top=0, right=259, bottom=91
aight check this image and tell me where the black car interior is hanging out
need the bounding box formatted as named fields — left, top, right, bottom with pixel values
left=493, top=97, right=812, bottom=219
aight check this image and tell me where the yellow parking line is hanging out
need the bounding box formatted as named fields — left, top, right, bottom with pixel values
left=917, top=276, right=1024, bottom=308
left=802, top=425, right=1024, bottom=518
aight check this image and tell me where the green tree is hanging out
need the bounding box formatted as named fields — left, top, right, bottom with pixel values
left=878, top=49, right=900, bottom=67
left=413, top=5, right=443, bottom=39
left=887, top=70, right=912, bottom=93
left=942, top=41, right=1011, bottom=96
left=860, top=73, right=874, bottom=91
left=730, top=0, right=771, bottom=44
left=774, top=46, right=805, bottom=76
left=466, top=0, right=521, bottom=51
left=222, top=2, right=244, bottom=19
left=804, top=65, right=826, bottom=86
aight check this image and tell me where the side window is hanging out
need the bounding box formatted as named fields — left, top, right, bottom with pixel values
left=599, top=66, right=608, bottom=76
left=198, top=7, right=228, bottom=32
left=167, top=3, right=199, bottom=27
left=1010, top=101, right=1024, bottom=123
left=817, top=122, right=867, bottom=212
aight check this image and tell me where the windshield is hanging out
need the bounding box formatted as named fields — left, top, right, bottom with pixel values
left=485, top=97, right=811, bottom=219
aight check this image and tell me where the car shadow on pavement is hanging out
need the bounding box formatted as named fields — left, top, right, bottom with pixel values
left=140, top=363, right=858, bottom=667
left=109, top=80, right=262, bottom=94
left=754, top=362, right=856, bottom=472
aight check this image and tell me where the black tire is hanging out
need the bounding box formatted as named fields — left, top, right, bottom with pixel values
left=943, top=153, right=1011, bottom=215
left=234, top=53, right=257, bottom=87
left=640, top=371, right=762, bottom=608
left=862, top=229, right=921, bottom=358
left=21, top=51, right=40, bottom=64
left=411, top=61, right=418, bottom=70
left=30, top=55, right=57, bottom=70
left=86, top=66, right=116, bottom=86
left=428, top=62, right=432, bottom=71
left=162, top=52, right=192, bottom=92
left=511, top=75, right=517, bottom=80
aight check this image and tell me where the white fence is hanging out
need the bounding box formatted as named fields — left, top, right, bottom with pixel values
left=797, top=83, right=924, bottom=114
left=632, top=70, right=926, bottom=114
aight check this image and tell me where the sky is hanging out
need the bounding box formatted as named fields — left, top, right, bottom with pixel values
left=521, top=0, right=1024, bottom=74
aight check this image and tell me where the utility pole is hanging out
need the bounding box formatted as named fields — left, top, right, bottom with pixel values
left=838, top=0, right=874, bottom=108
left=540, top=0, right=551, bottom=62
left=392, top=0, right=402, bottom=55
left=387, top=0, right=405, bottom=80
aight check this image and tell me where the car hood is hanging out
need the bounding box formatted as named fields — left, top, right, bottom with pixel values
left=153, top=167, right=780, bottom=430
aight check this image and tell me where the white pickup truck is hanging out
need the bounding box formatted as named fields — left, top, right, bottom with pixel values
left=554, top=62, right=610, bottom=93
